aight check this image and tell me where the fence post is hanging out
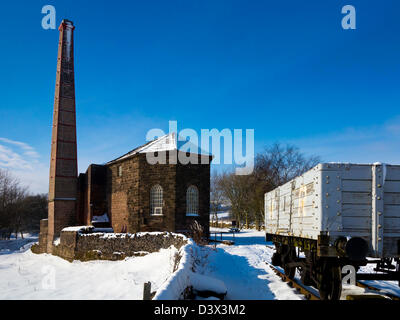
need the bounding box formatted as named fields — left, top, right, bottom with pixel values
left=143, top=282, right=152, bottom=300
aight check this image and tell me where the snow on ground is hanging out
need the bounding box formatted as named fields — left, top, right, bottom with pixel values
left=0, top=233, right=38, bottom=254
left=1, top=229, right=399, bottom=300
left=1, top=229, right=302, bottom=300
left=202, top=227, right=302, bottom=300
left=215, top=212, right=231, bottom=219
left=0, top=235, right=180, bottom=299
left=356, top=264, right=400, bottom=298
left=204, top=227, right=400, bottom=300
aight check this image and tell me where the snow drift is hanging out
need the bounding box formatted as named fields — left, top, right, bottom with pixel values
left=154, top=239, right=227, bottom=300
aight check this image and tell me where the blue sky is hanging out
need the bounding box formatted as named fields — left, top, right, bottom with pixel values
left=0, top=0, right=399, bottom=193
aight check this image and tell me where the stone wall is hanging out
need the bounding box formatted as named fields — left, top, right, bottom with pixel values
left=106, top=152, right=178, bottom=233
left=77, top=173, right=87, bottom=225
left=175, top=153, right=211, bottom=236
left=137, top=152, right=177, bottom=232
left=106, top=152, right=210, bottom=235
left=107, top=156, right=140, bottom=233
left=50, top=227, right=187, bottom=262
left=47, top=200, right=77, bottom=253
left=31, top=219, right=49, bottom=254
left=77, top=165, right=108, bottom=226
left=77, top=150, right=211, bottom=236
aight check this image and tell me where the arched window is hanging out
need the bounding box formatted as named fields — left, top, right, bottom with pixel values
left=186, top=185, right=199, bottom=216
left=150, top=185, right=163, bottom=215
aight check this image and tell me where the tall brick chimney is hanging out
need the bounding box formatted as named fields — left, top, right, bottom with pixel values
left=47, top=19, right=78, bottom=252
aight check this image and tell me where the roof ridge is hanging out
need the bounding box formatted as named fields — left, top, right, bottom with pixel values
left=106, top=133, right=175, bottom=165
left=106, top=132, right=211, bottom=165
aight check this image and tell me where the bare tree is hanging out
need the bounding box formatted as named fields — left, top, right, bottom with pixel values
left=252, top=143, right=320, bottom=229
left=0, top=169, right=28, bottom=238
left=210, top=171, right=224, bottom=227
left=218, top=172, right=253, bottom=229
left=20, top=194, right=48, bottom=232
left=215, top=143, right=320, bottom=230
left=255, top=143, right=320, bottom=189
left=0, top=169, right=46, bottom=239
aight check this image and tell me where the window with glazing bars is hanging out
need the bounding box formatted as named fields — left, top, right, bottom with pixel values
left=150, top=185, right=163, bottom=215
left=186, top=185, right=199, bottom=216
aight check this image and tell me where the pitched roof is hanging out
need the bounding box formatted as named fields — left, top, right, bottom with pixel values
left=106, top=133, right=211, bottom=165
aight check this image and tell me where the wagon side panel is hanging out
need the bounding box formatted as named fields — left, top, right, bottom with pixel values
left=383, top=165, right=400, bottom=257
left=290, top=167, right=321, bottom=240
left=320, top=164, right=373, bottom=253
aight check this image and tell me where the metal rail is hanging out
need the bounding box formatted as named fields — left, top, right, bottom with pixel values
left=355, top=281, right=400, bottom=301
left=265, top=261, right=320, bottom=300
left=265, top=245, right=400, bottom=301
left=266, top=261, right=400, bottom=301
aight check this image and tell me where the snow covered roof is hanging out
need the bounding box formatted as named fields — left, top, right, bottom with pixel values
left=107, top=133, right=211, bottom=165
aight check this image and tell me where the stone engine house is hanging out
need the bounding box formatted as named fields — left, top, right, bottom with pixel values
left=77, top=134, right=212, bottom=235
left=37, top=19, right=211, bottom=254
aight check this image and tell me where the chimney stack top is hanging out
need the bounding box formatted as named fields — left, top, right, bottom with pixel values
left=62, top=19, right=73, bottom=25
left=59, top=19, right=75, bottom=31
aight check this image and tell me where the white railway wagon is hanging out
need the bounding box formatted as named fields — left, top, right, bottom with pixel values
left=264, top=163, right=400, bottom=300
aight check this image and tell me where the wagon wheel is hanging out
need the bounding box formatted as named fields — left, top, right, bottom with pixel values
left=300, top=268, right=312, bottom=286
left=271, top=252, right=282, bottom=266
left=284, top=262, right=296, bottom=280
left=271, top=242, right=282, bottom=267
left=300, top=251, right=313, bottom=286
left=282, top=245, right=296, bottom=280
left=318, top=259, right=342, bottom=300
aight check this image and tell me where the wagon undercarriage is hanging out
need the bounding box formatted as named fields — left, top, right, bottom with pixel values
left=267, top=233, right=400, bottom=300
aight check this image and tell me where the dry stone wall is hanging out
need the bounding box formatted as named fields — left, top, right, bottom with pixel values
left=49, top=227, right=187, bottom=262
